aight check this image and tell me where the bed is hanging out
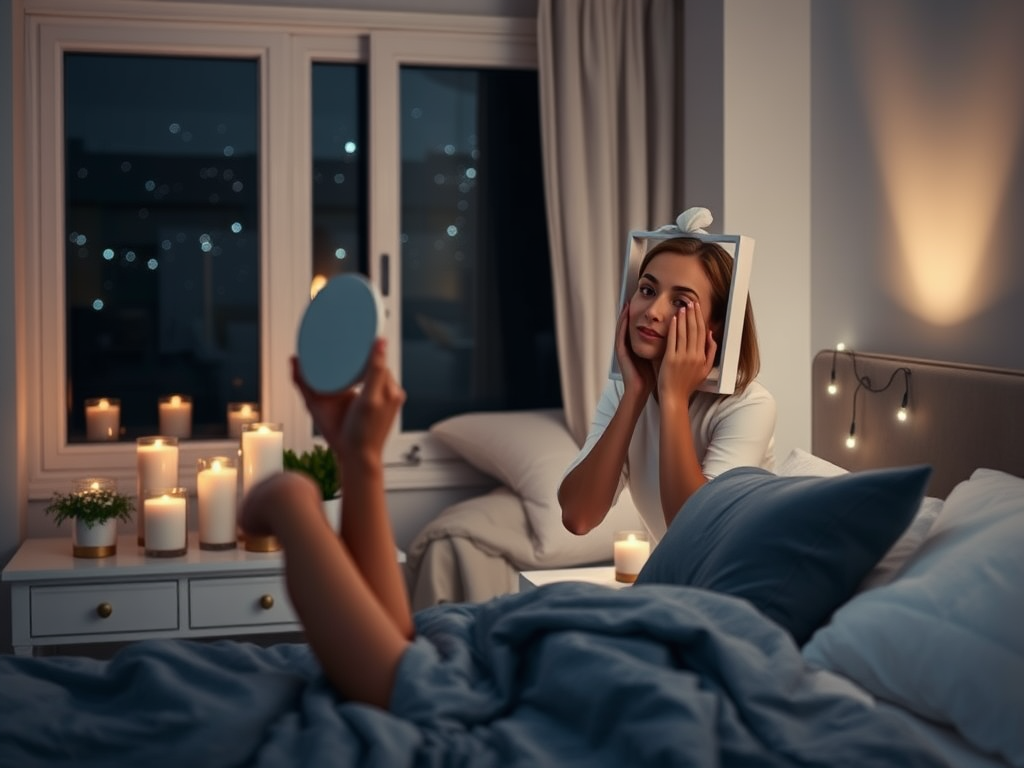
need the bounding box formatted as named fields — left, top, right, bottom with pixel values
left=1, top=351, right=1022, bottom=768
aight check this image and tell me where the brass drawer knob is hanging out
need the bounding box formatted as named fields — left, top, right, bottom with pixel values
left=259, top=594, right=274, bottom=610
left=96, top=602, right=113, bottom=619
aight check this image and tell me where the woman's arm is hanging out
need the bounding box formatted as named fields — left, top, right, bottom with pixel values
left=656, top=304, right=717, bottom=526
left=558, top=386, right=646, bottom=535
left=559, top=305, right=653, bottom=535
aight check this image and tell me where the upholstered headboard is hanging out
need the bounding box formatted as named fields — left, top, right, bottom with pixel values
left=811, top=350, right=1024, bottom=498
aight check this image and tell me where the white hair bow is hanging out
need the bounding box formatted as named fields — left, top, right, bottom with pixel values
left=654, top=206, right=713, bottom=235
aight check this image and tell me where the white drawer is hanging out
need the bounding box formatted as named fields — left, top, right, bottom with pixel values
left=30, top=581, right=179, bottom=637
left=189, top=575, right=297, bottom=629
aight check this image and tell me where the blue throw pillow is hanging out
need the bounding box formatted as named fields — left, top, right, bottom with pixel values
left=633, top=464, right=931, bottom=644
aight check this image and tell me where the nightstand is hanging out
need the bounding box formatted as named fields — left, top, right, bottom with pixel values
left=518, top=565, right=628, bottom=592
left=2, top=533, right=300, bottom=656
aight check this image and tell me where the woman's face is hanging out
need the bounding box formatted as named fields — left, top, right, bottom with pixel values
left=628, top=250, right=716, bottom=360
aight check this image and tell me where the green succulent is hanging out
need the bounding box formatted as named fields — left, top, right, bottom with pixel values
left=45, top=487, right=135, bottom=529
left=283, top=444, right=340, bottom=500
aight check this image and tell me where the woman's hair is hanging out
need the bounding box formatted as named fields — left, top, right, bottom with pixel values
left=638, top=237, right=761, bottom=391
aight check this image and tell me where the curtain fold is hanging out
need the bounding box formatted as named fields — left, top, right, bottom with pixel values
left=537, top=0, right=683, bottom=443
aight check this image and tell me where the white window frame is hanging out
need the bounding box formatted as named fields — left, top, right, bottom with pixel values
left=18, top=0, right=537, bottom=499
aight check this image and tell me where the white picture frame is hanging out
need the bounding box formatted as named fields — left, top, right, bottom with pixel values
left=609, top=229, right=755, bottom=395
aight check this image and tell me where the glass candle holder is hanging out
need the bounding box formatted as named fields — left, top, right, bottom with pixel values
left=227, top=401, right=260, bottom=439
left=143, top=487, right=188, bottom=557
left=614, top=530, right=651, bottom=584
left=136, top=436, right=180, bottom=546
left=158, top=394, right=193, bottom=439
left=84, top=397, right=121, bottom=441
left=197, top=456, right=238, bottom=551
left=71, top=477, right=120, bottom=558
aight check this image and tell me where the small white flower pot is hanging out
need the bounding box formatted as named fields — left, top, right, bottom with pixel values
left=322, top=495, right=342, bottom=532
left=72, top=518, right=118, bottom=558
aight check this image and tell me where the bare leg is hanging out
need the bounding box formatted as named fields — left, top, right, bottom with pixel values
left=241, top=471, right=411, bottom=708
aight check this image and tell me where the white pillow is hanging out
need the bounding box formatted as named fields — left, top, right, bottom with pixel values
left=857, top=495, right=943, bottom=590
left=430, top=409, right=640, bottom=562
left=803, top=468, right=1024, bottom=766
left=776, top=447, right=848, bottom=478
left=776, top=448, right=942, bottom=589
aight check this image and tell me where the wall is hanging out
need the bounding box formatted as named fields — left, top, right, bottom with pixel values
left=1, top=0, right=23, bottom=655
left=721, top=0, right=812, bottom=465
left=683, top=0, right=813, bottom=464
left=810, top=0, right=1024, bottom=368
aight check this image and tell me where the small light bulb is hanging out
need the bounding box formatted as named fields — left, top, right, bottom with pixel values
left=845, top=434, right=857, bottom=449
left=897, top=407, right=907, bottom=422
left=835, top=342, right=846, bottom=352
left=827, top=382, right=838, bottom=396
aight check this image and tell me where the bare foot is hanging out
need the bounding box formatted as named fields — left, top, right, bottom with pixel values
left=238, top=471, right=321, bottom=539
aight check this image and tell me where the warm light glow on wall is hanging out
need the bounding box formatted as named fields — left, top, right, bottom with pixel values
left=851, top=3, right=1024, bottom=326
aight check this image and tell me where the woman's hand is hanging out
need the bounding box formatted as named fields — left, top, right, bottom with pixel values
left=290, top=338, right=405, bottom=462
left=658, top=301, right=717, bottom=407
left=338, top=338, right=406, bottom=464
left=615, top=304, right=656, bottom=400
left=290, top=356, right=359, bottom=457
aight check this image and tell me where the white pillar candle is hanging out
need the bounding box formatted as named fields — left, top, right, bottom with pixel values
left=614, top=531, right=651, bottom=584
left=136, top=437, right=179, bottom=546
left=227, top=402, right=260, bottom=439
left=85, top=398, right=121, bottom=441
left=143, top=490, right=187, bottom=556
left=197, top=456, right=238, bottom=550
left=240, top=422, right=283, bottom=496
left=158, top=395, right=193, bottom=439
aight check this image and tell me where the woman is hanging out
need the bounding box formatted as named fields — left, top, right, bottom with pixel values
left=558, top=235, right=776, bottom=543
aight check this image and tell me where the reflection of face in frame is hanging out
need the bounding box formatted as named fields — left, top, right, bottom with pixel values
left=610, top=230, right=755, bottom=395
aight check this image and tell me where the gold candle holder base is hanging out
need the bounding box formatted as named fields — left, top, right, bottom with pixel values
left=244, top=534, right=281, bottom=553
left=614, top=571, right=639, bottom=584
left=73, top=544, right=117, bottom=559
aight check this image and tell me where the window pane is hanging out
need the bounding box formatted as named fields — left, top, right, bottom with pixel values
left=311, top=62, right=368, bottom=297
left=64, top=53, right=260, bottom=442
left=399, top=67, right=560, bottom=430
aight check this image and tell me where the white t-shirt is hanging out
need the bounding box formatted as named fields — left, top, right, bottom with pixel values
left=564, top=378, right=777, bottom=542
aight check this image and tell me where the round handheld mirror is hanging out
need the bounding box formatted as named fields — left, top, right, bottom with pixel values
left=296, top=273, right=384, bottom=392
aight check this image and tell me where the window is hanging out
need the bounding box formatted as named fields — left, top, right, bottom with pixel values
left=396, top=66, right=558, bottom=429
left=64, top=53, right=261, bottom=442
left=21, top=2, right=557, bottom=497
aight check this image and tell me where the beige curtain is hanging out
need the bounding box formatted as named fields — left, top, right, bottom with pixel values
left=537, top=0, right=683, bottom=443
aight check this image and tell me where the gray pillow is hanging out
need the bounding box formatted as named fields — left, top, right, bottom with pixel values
left=634, top=464, right=931, bottom=644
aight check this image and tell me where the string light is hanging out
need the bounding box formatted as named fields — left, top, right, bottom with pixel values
left=828, top=347, right=839, bottom=396
left=828, top=348, right=911, bottom=449
left=846, top=378, right=861, bottom=448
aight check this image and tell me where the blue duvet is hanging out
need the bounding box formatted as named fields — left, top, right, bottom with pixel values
left=0, top=582, right=952, bottom=768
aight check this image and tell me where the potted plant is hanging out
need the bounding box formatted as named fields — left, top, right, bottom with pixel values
left=45, top=478, right=135, bottom=558
left=283, top=445, right=342, bottom=530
